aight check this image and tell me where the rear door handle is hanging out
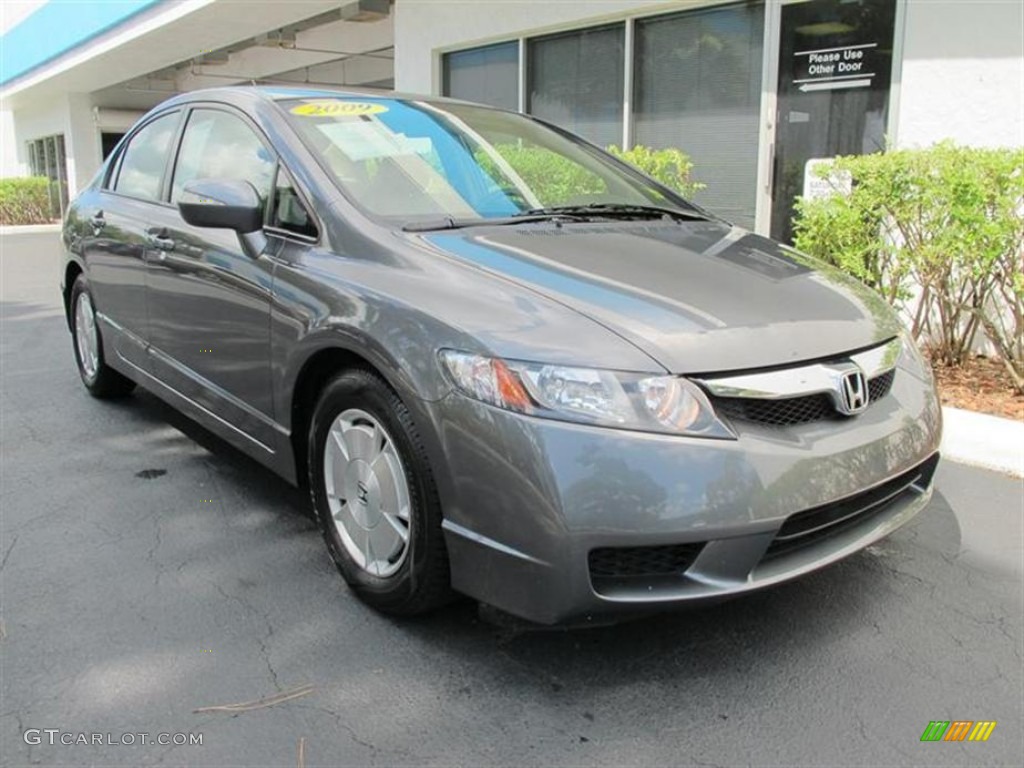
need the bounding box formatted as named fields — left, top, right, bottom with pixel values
left=89, top=211, right=105, bottom=230
left=146, top=228, right=175, bottom=252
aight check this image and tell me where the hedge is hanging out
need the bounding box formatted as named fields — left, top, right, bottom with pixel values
left=793, top=142, right=1024, bottom=392
left=476, top=144, right=703, bottom=207
left=606, top=144, right=705, bottom=199
left=0, top=177, right=58, bottom=225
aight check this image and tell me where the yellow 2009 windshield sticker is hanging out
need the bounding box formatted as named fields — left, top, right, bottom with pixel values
left=290, top=101, right=388, bottom=117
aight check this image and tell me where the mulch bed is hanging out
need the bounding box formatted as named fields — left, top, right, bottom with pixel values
left=929, top=354, right=1023, bottom=421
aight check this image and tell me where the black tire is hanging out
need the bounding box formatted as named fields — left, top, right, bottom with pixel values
left=308, top=368, right=451, bottom=615
left=69, top=275, right=135, bottom=398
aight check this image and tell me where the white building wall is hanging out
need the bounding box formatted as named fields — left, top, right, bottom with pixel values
left=8, top=97, right=67, bottom=182
left=0, top=0, right=45, bottom=177
left=0, top=109, right=20, bottom=176
left=895, top=0, right=1024, bottom=149
left=9, top=99, right=67, bottom=161
left=7, top=94, right=104, bottom=195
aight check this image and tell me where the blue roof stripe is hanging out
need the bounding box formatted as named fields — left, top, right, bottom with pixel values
left=1, top=0, right=163, bottom=87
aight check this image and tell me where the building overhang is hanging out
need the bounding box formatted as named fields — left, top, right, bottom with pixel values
left=0, top=0, right=387, bottom=107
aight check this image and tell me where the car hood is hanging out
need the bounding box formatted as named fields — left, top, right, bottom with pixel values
left=416, top=219, right=902, bottom=374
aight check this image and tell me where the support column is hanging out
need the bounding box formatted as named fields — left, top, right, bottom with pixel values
left=64, top=92, right=102, bottom=198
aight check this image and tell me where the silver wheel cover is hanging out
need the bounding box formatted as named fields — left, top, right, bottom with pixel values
left=323, top=408, right=412, bottom=577
left=74, top=292, right=99, bottom=379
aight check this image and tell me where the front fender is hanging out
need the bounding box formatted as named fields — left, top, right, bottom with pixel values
left=278, top=322, right=453, bottom=419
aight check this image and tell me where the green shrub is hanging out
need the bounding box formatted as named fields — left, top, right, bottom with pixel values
left=793, top=142, right=1024, bottom=390
left=0, top=176, right=57, bottom=225
left=476, top=144, right=702, bottom=207
left=480, top=144, right=606, bottom=206
left=607, top=145, right=705, bottom=199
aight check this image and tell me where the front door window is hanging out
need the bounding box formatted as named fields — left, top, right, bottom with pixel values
left=170, top=109, right=275, bottom=206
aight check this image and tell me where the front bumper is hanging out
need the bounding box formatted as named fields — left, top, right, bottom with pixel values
left=423, top=366, right=942, bottom=625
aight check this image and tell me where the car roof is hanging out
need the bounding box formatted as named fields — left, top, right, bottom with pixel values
left=256, top=85, right=451, bottom=102
left=158, top=84, right=485, bottom=111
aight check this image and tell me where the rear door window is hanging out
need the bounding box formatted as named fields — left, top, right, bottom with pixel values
left=111, top=112, right=180, bottom=201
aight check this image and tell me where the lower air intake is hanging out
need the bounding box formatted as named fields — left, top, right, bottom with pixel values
left=588, top=543, right=705, bottom=580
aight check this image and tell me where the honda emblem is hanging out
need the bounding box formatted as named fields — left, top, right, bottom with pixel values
left=837, top=369, right=869, bottom=415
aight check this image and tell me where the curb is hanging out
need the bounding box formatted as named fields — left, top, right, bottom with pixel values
left=941, top=406, right=1023, bottom=478
left=0, top=223, right=61, bottom=235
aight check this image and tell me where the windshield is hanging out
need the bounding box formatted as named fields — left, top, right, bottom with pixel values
left=281, top=97, right=695, bottom=225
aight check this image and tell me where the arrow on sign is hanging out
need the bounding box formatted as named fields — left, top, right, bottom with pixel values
left=799, top=79, right=872, bottom=93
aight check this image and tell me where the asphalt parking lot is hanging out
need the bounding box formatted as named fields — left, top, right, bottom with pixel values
left=2, top=231, right=1022, bottom=767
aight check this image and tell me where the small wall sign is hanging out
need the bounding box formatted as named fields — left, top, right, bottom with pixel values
left=803, top=158, right=852, bottom=201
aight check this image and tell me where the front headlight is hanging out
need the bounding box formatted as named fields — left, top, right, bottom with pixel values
left=439, top=350, right=735, bottom=439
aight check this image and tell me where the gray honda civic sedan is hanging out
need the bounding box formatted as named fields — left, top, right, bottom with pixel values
left=61, top=86, right=941, bottom=625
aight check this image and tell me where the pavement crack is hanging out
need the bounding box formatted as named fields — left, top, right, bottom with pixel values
left=14, top=712, right=41, bottom=766
left=257, top=624, right=281, bottom=691
left=89, top=517, right=127, bottom=546
left=685, top=758, right=725, bottom=768
left=857, top=555, right=940, bottom=601
left=0, top=534, right=18, bottom=572
left=146, top=511, right=169, bottom=589
left=212, top=581, right=281, bottom=692
left=293, top=703, right=380, bottom=756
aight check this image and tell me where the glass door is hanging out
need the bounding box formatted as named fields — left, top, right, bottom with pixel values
left=769, top=0, right=897, bottom=242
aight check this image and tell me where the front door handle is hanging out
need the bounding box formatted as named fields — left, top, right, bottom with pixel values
left=89, top=211, right=105, bottom=231
left=146, top=228, right=175, bottom=252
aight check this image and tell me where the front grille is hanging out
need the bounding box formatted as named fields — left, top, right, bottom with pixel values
left=589, top=543, right=704, bottom=580
left=711, top=370, right=896, bottom=428
left=868, top=369, right=895, bottom=401
left=714, top=392, right=834, bottom=427
left=762, top=453, right=939, bottom=561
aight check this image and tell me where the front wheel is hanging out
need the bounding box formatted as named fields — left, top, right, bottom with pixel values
left=308, top=369, right=451, bottom=616
left=69, top=275, right=135, bottom=398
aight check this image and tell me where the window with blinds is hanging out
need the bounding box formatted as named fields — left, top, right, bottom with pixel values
left=633, top=2, right=765, bottom=229
left=527, top=25, right=624, bottom=149
left=443, top=42, right=519, bottom=111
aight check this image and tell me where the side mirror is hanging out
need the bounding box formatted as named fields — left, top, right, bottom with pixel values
left=177, top=179, right=263, bottom=233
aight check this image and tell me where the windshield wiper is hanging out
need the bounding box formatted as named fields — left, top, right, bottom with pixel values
left=518, top=203, right=711, bottom=222
left=402, top=212, right=589, bottom=232
left=401, top=203, right=711, bottom=232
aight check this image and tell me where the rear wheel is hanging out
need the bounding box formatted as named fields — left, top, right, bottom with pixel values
left=70, top=275, right=135, bottom=398
left=308, top=368, right=451, bottom=615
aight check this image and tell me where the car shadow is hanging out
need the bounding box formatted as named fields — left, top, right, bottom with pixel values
left=108, top=388, right=311, bottom=520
